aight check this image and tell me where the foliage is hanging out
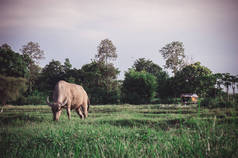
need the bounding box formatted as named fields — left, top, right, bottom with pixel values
left=230, top=75, right=238, bottom=96
left=0, top=44, right=29, bottom=106
left=132, top=58, right=163, bottom=76
left=214, top=73, right=238, bottom=102
left=37, top=60, right=65, bottom=94
left=0, top=44, right=29, bottom=78
left=1, top=42, right=237, bottom=106
left=37, top=59, right=78, bottom=93
left=221, top=73, right=233, bottom=101
left=63, top=58, right=72, bottom=72
left=95, top=39, right=117, bottom=64
left=131, top=58, right=169, bottom=98
left=200, top=97, right=236, bottom=108
left=20, top=41, right=45, bottom=64
left=122, top=70, right=157, bottom=104
left=26, top=64, right=42, bottom=94
left=81, top=61, right=120, bottom=104
left=159, top=41, right=186, bottom=75
left=20, top=42, right=45, bottom=94
left=0, top=75, right=27, bottom=105
left=13, top=90, right=47, bottom=105
left=214, top=73, right=224, bottom=97
left=36, top=58, right=121, bottom=105
left=173, top=62, right=215, bottom=97
left=156, top=71, right=170, bottom=98
left=156, top=77, right=175, bottom=98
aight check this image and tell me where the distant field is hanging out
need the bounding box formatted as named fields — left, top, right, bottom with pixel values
left=0, top=104, right=238, bottom=158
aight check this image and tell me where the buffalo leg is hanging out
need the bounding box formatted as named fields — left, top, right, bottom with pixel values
left=76, top=108, right=84, bottom=119
left=82, top=103, right=88, bottom=118
left=67, top=108, right=71, bottom=120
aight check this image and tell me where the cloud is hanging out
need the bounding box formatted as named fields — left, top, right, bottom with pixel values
left=1, top=0, right=237, bottom=34
left=0, top=0, right=238, bottom=77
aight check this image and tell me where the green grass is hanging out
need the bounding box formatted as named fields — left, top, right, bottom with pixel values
left=0, top=104, right=238, bottom=158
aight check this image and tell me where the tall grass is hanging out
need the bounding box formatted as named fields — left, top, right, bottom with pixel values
left=0, top=104, right=237, bottom=158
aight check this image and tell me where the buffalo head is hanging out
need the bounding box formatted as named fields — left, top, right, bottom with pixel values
left=46, top=96, right=67, bottom=121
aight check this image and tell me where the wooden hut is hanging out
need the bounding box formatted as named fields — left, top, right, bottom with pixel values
left=180, top=94, right=198, bottom=104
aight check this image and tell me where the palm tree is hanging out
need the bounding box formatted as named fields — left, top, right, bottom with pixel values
left=214, top=73, right=223, bottom=98
left=230, top=75, right=237, bottom=95
left=230, top=75, right=237, bottom=102
left=222, top=73, right=231, bottom=102
left=236, top=75, right=238, bottom=94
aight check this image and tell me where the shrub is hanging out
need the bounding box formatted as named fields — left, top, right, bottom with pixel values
left=13, top=90, right=47, bottom=105
left=0, top=75, right=27, bottom=105
left=200, top=97, right=236, bottom=108
left=122, top=70, right=157, bottom=104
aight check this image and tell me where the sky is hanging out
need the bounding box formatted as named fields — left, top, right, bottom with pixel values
left=0, top=0, right=238, bottom=79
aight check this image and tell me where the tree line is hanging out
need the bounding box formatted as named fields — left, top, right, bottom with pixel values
left=0, top=40, right=238, bottom=108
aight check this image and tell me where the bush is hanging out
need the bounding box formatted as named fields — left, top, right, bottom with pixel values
left=26, top=95, right=46, bottom=105
left=0, top=75, right=27, bottom=105
left=81, top=61, right=121, bottom=105
left=86, top=87, right=121, bottom=105
left=122, top=70, right=157, bottom=104
left=13, top=90, right=47, bottom=105
left=200, top=97, right=236, bottom=108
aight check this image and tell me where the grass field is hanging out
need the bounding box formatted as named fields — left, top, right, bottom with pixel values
left=0, top=104, right=238, bottom=158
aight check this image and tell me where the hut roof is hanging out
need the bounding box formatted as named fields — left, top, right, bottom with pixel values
left=181, top=94, right=198, bottom=98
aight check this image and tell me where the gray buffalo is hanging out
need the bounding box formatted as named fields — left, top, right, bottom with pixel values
left=46, top=80, right=89, bottom=121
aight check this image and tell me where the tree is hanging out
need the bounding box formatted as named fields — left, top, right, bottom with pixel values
left=222, top=73, right=232, bottom=101
left=63, top=58, right=72, bottom=72
left=0, top=44, right=29, bottom=106
left=230, top=75, right=238, bottom=102
left=0, top=44, right=29, bottom=78
left=214, top=73, right=223, bottom=98
left=156, top=71, right=170, bottom=98
left=230, top=75, right=237, bottom=95
left=95, top=39, right=117, bottom=64
left=159, top=41, right=186, bottom=75
left=22, top=63, right=42, bottom=94
left=95, top=39, right=118, bottom=92
left=132, top=58, right=169, bottom=98
left=132, top=58, right=163, bottom=76
left=237, top=75, right=238, bottom=95
left=214, top=73, right=223, bottom=91
left=20, top=41, right=45, bottom=64
left=61, top=58, right=76, bottom=83
left=38, top=60, right=65, bottom=93
left=0, top=75, right=27, bottom=112
left=122, top=70, right=157, bottom=104
left=62, top=68, right=81, bottom=84
left=38, top=59, right=84, bottom=96
left=81, top=61, right=120, bottom=104
left=20, top=42, right=45, bottom=94
left=184, top=55, right=195, bottom=66
left=173, top=62, right=214, bottom=97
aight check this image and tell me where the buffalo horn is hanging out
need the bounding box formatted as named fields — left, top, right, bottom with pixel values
left=62, top=99, right=67, bottom=107
left=46, top=96, right=51, bottom=106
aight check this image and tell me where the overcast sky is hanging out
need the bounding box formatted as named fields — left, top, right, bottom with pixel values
left=0, top=0, right=238, bottom=79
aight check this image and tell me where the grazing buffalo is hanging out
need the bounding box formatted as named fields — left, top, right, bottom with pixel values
left=46, top=80, right=89, bottom=121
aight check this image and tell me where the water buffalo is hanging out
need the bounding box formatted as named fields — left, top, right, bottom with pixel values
left=46, top=80, right=89, bottom=121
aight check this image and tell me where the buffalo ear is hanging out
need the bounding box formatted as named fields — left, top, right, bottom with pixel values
left=46, top=96, right=52, bottom=107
